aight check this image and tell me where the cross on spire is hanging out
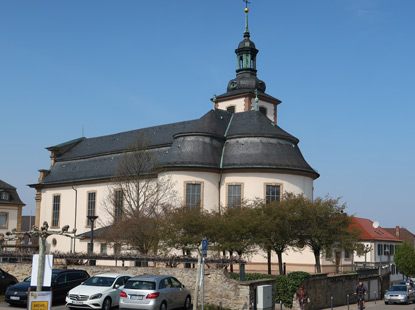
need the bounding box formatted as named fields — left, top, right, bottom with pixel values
left=243, top=0, right=251, bottom=9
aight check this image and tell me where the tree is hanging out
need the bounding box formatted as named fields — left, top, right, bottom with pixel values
left=296, top=195, right=359, bottom=273
left=394, top=241, right=415, bottom=277
left=255, top=193, right=303, bottom=275
left=162, top=205, right=210, bottom=254
left=208, top=204, right=260, bottom=271
left=103, top=135, right=177, bottom=255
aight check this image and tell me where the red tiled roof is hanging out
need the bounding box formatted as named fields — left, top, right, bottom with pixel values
left=384, top=227, right=415, bottom=244
left=350, top=217, right=402, bottom=242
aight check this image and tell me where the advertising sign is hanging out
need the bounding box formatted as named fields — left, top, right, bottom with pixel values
left=30, top=255, right=53, bottom=287
left=28, top=291, right=52, bottom=310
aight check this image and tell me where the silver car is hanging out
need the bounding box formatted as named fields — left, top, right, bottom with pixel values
left=119, top=275, right=191, bottom=310
left=384, top=284, right=415, bottom=304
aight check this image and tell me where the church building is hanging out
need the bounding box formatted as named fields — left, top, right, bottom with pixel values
left=30, top=7, right=320, bottom=270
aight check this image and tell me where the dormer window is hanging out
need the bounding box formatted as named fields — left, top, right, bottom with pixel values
left=227, top=106, right=236, bottom=113
left=0, top=192, right=9, bottom=201
left=259, top=107, right=267, bottom=116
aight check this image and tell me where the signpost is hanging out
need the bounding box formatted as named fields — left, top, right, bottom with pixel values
left=201, top=238, right=208, bottom=310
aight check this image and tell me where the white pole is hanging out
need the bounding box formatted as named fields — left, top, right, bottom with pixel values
left=193, top=251, right=201, bottom=310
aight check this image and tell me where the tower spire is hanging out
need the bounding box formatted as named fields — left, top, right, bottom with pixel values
left=243, top=0, right=250, bottom=37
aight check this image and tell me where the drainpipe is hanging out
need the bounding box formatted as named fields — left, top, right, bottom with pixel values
left=218, top=114, right=234, bottom=211
left=71, top=185, right=78, bottom=253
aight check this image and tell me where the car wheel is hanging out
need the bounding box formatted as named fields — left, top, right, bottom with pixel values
left=160, top=301, right=167, bottom=310
left=102, top=297, right=112, bottom=310
left=184, top=296, right=191, bottom=310
left=384, top=302, right=388, bottom=305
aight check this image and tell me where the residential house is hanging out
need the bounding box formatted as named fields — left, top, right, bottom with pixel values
left=351, top=217, right=403, bottom=284
left=0, top=180, right=25, bottom=247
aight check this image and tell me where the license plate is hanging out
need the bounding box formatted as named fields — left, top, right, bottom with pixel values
left=10, top=296, right=20, bottom=300
left=72, top=301, right=83, bottom=305
left=130, top=295, right=143, bottom=300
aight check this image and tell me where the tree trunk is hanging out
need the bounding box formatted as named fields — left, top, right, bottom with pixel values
left=277, top=251, right=283, bottom=275
left=230, top=251, right=234, bottom=273
left=314, top=249, right=322, bottom=273
left=267, top=250, right=272, bottom=275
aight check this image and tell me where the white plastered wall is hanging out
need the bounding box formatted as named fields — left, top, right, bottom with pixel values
left=40, top=183, right=119, bottom=254
left=216, top=98, right=276, bottom=122
left=0, top=206, right=19, bottom=245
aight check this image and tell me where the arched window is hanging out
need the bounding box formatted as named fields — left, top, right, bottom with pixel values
left=239, top=57, right=243, bottom=69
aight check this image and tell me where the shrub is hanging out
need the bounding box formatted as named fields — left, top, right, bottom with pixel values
left=230, top=271, right=310, bottom=308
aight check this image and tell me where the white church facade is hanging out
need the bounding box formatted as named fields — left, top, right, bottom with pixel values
left=29, top=7, right=338, bottom=273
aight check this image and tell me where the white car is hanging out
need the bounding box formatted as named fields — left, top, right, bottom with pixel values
left=66, top=273, right=133, bottom=310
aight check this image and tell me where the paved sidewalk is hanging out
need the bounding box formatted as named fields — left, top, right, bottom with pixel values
left=321, top=300, right=384, bottom=310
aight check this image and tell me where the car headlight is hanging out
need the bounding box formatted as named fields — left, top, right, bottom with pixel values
left=90, top=293, right=102, bottom=300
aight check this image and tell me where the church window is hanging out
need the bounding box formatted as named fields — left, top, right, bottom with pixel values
left=87, top=192, right=96, bottom=227
left=227, top=184, right=242, bottom=208
left=185, top=182, right=202, bottom=210
left=259, top=107, right=267, bottom=116
left=114, top=190, right=123, bottom=222
left=227, top=106, right=235, bottom=113
left=114, top=243, right=121, bottom=255
left=52, top=195, right=61, bottom=227
left=0, top=213, right=8, bottom=228
left=265, top=184, right=281, bottom=203
left=0, top=192, right=9, bottom=201
left=239, top=57, right=243, bottom=69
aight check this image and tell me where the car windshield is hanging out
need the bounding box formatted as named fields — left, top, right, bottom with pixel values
left=389, top=286, right=407, bottom=291
left=83, top=276, right=115, bottom=287
left=124, top=280, right=156, bottom=290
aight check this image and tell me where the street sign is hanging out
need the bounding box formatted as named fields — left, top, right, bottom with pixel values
left=202, top=238, right=208, bottom=257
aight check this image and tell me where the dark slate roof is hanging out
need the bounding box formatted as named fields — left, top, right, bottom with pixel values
left=0, top=180, right=25, bottom=206
left=38, top=109, right=319, bottom=186
left=77, top=225, right=114, bottom=239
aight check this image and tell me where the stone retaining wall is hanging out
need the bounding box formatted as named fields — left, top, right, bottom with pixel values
left=0, top=263, right=263, bottom=310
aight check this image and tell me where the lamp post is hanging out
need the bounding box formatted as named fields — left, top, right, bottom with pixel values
left=87, top=215, right=98, bottom=253
left=87, top=215, right=98, bottom=266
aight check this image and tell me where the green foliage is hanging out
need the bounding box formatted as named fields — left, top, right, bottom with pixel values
left=230, top=272, right=310, bottom=308
left=394, top=241, right=415, bottom=277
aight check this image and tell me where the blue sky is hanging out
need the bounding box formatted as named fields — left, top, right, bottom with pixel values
left=1, top=1, right=414, bottom=232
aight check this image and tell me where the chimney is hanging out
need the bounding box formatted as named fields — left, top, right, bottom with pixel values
left=396, top=226, right=400, bottom=237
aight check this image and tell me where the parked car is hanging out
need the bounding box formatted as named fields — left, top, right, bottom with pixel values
left=384, top=284, right=415, bottom=304
left=66, top=273, right=133, bottom=310
left=0, top=268, right=18, bottom=294
left=399, top=281, right=415, bottom=291
left=119, top=275, right=191, bottom=310
left=5, top=269, right=90, bottom=306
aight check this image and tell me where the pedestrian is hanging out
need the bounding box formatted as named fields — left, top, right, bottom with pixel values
left=296, top=285, right=309, bottom=310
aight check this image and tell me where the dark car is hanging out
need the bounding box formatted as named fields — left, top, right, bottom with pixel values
left=0, top=268, right=18, bottom=293
left=5, top=269, right=89, bottom=306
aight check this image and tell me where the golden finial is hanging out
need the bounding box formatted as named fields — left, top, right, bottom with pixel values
left=245, top=7, right=249, bottom=13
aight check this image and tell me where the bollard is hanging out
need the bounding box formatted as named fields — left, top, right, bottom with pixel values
left=331, top=296, right=333, bottom=310
left=280, top=300, right=282, bottom=310
left=347, top=294, right=349, bottom=310
left=374, top=291, right=377, bottom=304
